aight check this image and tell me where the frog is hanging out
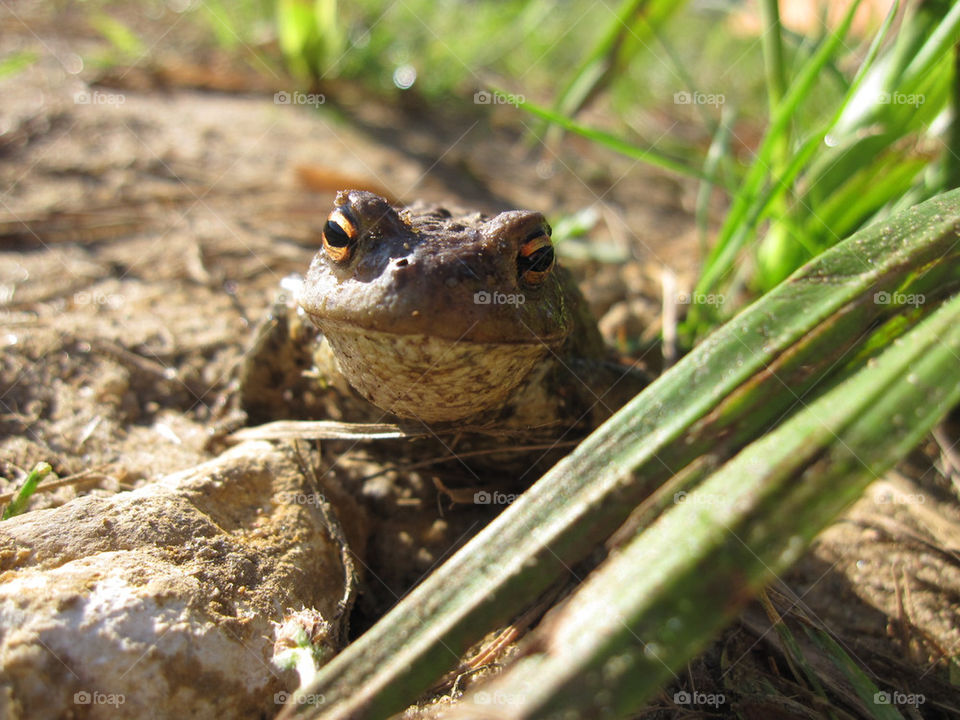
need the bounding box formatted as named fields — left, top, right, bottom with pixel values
left=238, top=189, right=650, bottom=620
left=241, top=189, right=646, bottom=432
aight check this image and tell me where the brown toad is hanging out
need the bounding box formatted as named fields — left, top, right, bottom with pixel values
left=242, top=190, right=646, bottom=433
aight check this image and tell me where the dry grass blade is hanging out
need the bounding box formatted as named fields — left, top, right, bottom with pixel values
left=228, top=420, right=420, bottom=442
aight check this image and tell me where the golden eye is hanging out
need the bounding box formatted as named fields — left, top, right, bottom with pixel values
left=322, top=207, right=359, bottom=263
left=518, top=227, right=554, bottom=286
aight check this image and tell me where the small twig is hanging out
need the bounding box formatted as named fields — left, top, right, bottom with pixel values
left=84, top=337, right=175, bottom=380
left=432, top=478, right=479, bottom=507
left=231, top=419, right=569, bottom=444
left=230, top=420, right=418, bottom=442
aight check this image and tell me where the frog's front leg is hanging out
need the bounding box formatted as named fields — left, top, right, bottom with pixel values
left=239, top=278, right=377, bottom=424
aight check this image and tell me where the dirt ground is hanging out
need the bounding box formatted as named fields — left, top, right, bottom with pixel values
left=1, top=3, right=959, bottom=718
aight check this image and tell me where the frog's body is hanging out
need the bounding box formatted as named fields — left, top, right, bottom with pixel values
left=238, top=191, right=649, bottom=617
left=242, top=191, right=645, bottom=434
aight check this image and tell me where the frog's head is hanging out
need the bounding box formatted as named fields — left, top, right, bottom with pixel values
left=299, top=190, right=572, bottom=423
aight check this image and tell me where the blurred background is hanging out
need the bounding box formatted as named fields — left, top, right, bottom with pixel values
left=6, top=0, right=947, bottom=352
left=3, top=4, right=960, bottom=717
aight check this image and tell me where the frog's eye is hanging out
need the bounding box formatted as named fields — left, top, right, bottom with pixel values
left=322, top=207, right=359, bottom=263
left=518, top=228, right=554, bottom=286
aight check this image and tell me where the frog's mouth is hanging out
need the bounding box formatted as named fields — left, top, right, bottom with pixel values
left=316, top=320, right=551, bottom=423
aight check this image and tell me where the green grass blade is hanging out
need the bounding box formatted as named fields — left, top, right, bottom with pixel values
left=807, top=154, right=929, bottom=241
left=756, top=594, right=833, bottom=709
left=901, top=1, right=960, bottom=88
left=453, top=289, right=960, bottom=719
left=89, top=13, right=145, bottom=58
left=751, top=1, right=900, bottom=291
left=519, top=98, right=722, bottom=185
left=946, top=43, right=960, bottom=189
left=550, top=0, right=682, bottom=120
left=690, top=0, right=861, bottom=305
left=759, top=0, right=787, bottom=109
left=695, top=105, right=735, bottom=253
left=0, top=51, right=38, bottom=79
left=200, top=0, right=241, bottom=50
left=804, top=626, right=906, bottom=720
left=2, top=462, right=51, bottom=520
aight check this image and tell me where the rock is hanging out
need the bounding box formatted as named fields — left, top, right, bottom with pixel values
left=0, top=441, right=359, bottom=719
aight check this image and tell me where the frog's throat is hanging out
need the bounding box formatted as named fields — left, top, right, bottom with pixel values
left=317, top=322, right=552, bottom=423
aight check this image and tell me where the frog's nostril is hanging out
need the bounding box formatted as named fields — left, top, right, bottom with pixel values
left=396, top=258, right=409, bottom=267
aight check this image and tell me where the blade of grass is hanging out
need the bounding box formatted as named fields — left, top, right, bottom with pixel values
left=807, top=154, right=929, bottom=241
left=280, top=189, right=960, bottom=720
left=519, top=98, right=725, bottom=186
left=804, top=626, right=906, bottom=720
left=757, top=593, right=837, bottom=714
left=759, top=0, right=787, bottom=109
left=695, top=104, right=735, bottom=255
left=900, top=1, right=960, bottom=88
left=451, top=290, right=960, bottom=718
left=200, top=0, right=242, bottom=50
left=89, top=13, right=145, bottom=59
left=690, top=0, right=862, bottom=311
left=692, top=0, right=900, bottom=322
left=648, top=23, right=725, bottom=135
left=833, top=1, right=950, bottom=139
left=946, top=45, right=960, bottom=189
left=0, top=50, right=38, bottom=79
left=550, top=0, right=681, bottom=121
left=756, top=2, right=956, bottom=297
left=2, top=462, right=51, bottom=520
left=754, top=0, right=794, bottom=297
